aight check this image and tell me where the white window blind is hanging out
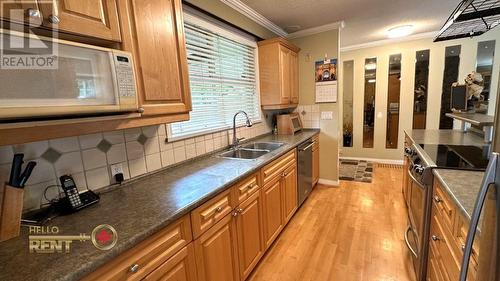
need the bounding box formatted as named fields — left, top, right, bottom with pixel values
left=168, top=14, right=260, bottom=140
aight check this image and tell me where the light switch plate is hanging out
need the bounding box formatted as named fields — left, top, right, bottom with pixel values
left=321, top=111, right=333, bottom=120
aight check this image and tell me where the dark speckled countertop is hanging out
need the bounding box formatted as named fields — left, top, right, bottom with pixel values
left=0, top=129, right=319, bottom=281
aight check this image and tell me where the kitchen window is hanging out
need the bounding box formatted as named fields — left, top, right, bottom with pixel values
left=167, top=13, right=261, bottom=141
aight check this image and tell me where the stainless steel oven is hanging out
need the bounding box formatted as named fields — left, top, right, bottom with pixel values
left=403, top=143, right=434, bottom=281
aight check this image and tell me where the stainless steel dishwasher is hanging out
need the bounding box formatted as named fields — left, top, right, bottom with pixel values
left=297, top=139, right=314, bottom=206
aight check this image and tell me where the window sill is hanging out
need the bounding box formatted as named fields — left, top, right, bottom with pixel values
left=166, top=120, right=262, bottom=143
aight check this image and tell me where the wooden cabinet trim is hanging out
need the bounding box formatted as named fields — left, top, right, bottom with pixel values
left=143, top=243, right=197, bottom=281
left=83, top=215, right=192, bottom=281
left=262, top=149, right=296, bottom=185
left=261, top=176, right=284, bottom=249
left=281, top=163, right=297, bottom=225
left=191, top=188, right=234, bottom=239
left=233, top=172, right=260, bottom=205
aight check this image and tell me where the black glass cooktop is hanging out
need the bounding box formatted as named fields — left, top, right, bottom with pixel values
left=418, top=144, right=490, bottom=171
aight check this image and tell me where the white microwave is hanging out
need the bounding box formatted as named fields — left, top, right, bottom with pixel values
left=0, top=30, right=138, bottom=120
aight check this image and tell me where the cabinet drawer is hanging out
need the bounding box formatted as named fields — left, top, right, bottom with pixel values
left=143, top=243, right=197, bottom=281
left=233, top=172, right=260, bottom=205
left=83, top=215, right=192, bottom=281
left=430, top=211, right=461, bottom=281
left=262, top=149, right=296, bottom=185
left=191, top=188, right=234, bottom=239
left=433, top=180, right=455, bottom=233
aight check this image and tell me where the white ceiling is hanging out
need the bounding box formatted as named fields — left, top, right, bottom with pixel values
left=240, top=0, right=460, bottom=47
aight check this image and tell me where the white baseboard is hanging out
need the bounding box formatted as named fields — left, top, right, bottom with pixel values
left=318, top=178, right=339, bottom=186
left=340, top=156, right=404, bottom=165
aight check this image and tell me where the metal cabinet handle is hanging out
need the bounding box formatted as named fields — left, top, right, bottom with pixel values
left=461, top=244, right=465, bottom=252
left=129, top=264, right=139, bottom=273
left=26, top=8, right=41, bottom=19
left=406, top=169, right=425, bottom=189
left=138, top=107, right=145, bottom=113
left=248, top=183, right=256, bottom=189
left=431, top=235, right=439, bottom=241
left=404, top=225, right=418, bottom=258
left=48, top=14, right=59, bottom=24
left=236, top=208, right=243, bottom=213
left=433, top=196, right=441, bottom=203
left=215, top=206, right=223, bottom=213
left=232, top=211, right=239, bottom=217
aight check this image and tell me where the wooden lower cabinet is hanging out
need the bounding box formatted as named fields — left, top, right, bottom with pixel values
left=144, top=243, right=197, bottom=281
left=427, top=179, right=479, bottom=281
left=194, top=214, right=239, bottom=281
left=282, top=164, right=297, bottom=225
left=235, top=191, right=265, bottom=280
left=262, top=176, right=284, bottom=249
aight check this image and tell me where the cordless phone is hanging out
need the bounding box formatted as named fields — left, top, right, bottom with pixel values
left=60, top=175, right=83, bottom=208
left=57, top=175, right=100, bottom=214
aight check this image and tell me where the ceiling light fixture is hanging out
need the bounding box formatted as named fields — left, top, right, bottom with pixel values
left=387, top=25, right=414, bottom=39
left=368, top=79, right=376, bottom=83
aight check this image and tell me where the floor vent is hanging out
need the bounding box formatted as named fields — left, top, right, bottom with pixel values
left=376, top=163, right=403, bottom=169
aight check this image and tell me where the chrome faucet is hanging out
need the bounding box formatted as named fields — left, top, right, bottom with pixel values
left=232, top=110, right=253, bottom=149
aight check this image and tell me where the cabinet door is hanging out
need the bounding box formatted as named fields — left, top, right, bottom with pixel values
left=0, top=0, right=43, bottom=25
left=262, top=176, right=283, bottom=249
left=143, top=244, right=197, bottom=281
left=126, top=0, right=191, bottom=116
left=279, top=45, right=291, bottom=104
left=235, top=191, right=264, bottom=280
left=290, top=51, right=299, bottom=105
left=282, top=164, right=297, bottom=224
left=194, top=214, right=239, bottom=281
left=40, top=0, right=121, bottom=41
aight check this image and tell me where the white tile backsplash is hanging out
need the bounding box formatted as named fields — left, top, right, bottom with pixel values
left=82, top=148, right=107, bottom=170
left=2, top=120, right=271, bottom=211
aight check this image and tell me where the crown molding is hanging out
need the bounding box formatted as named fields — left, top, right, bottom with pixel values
left=220, top=0, right=288, bottom=37
left=287, top=21, right=345, bottom=39
left=340, top=31, right=438, bottom=52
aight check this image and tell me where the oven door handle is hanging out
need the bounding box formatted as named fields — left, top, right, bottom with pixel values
left=407, top=169, right=426, bottom=189
left=404, top=225, right=418, bottom=258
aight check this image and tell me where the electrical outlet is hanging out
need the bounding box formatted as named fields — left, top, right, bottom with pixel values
left=110, top=163, right=124, bottom=178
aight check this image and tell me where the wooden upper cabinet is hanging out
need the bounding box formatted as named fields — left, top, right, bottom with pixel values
left=121, top=0, right=191, bottom=116
left=0, top=0, right=43, bottom=26
left=40, top=0, right=121, bottom=41
left=258, top=38, right=300, bottom=110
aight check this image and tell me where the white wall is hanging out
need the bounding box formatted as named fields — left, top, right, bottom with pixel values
left=339, top=28, right=500, bottom=160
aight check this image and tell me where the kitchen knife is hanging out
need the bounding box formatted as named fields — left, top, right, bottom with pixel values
left=18, top=161, right=37, bottom=188
left=8, top=154, right=24, bottom=187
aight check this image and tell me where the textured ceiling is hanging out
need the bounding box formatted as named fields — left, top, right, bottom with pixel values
left=240, top=0, right=459, bottom=47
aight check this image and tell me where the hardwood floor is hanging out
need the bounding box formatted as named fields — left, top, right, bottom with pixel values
left=249, top=166, right=416, bottom=281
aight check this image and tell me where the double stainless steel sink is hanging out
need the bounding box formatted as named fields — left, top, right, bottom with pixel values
left=218, top=142, right=285, bottom=160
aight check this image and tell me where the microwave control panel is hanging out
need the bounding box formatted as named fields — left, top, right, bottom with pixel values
left=113, top=53, right=137, bottom=98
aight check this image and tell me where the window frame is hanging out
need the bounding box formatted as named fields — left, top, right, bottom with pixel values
left=166, top=12, right=261, bottom=142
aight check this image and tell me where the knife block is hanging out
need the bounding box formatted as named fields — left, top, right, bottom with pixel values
left=0, top=184, right=24, bottom=241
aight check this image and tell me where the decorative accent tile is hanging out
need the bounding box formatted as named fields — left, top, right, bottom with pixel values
left=0, top=146, right=13, bottom=164
left=85, top=167, right=110, bottom=189
left=107, top=143, right=127, bottom=164
left=129, top=157, right=147, bottom=178
left=41, top=148, right=62, bottom=163
left=49, top=137, right=79, bottom=153
left=137, top=133, right=148, bottom=145
left=79, top=133, right=103, bottom=149
left=125, top=141, right=144, bottom=160
left=145, top=153, right=162, bottom=172
left=82, top=148, right=107, bottom=170
left=97, top=139, right=112, bottom=153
